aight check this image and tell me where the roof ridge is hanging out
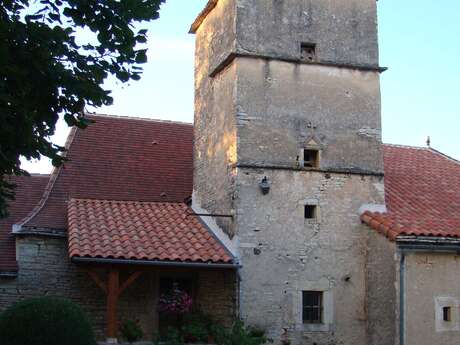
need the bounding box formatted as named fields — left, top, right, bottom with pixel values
left=383, top=143, right=430, bottom=151
left=428, top=147, right=460, bottom=165
left=28, top=173, right=51, bottom=177
left=13, top=127, right=79, bottom=232
left=85, top=112, right=193, bottom=126
left=384, top=143, right=460, bottom=165
left=70, top=198, right=186, bottom=205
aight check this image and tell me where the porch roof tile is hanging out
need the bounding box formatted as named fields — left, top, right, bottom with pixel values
left=68, top=198, right=233, bottom=264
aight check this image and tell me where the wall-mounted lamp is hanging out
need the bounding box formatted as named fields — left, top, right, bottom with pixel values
left=259, top=176, right=270, bottom=195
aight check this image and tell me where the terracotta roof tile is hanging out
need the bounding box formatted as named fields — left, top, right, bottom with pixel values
left=362, top=145, right=460, bottom=240
left=68, top=199, right=233, bottom=264
left=20, top=114, right=193, bottom=231
left=0, top=175, right=49, bottom=272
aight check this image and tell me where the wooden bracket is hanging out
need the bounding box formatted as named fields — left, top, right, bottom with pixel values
left=119, top=271, right=142, bottom=297
left=86, top=269, right=107, bottom=294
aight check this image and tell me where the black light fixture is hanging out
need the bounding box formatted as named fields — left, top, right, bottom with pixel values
left=259, top=176, right=270, bottom=195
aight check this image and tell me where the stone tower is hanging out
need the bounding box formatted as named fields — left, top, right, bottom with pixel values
left=191, top=1, right=386, bottom=344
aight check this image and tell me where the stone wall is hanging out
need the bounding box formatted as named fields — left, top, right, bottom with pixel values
left=403, top=252, right=460, bottom=345
left=193, top=0, right=238, bottom=237
left=197, top=269, right=237, bottom=327
left=0, top=236, right=236, bottom=341
left=235, top=0, right=379, bottom=66
left=0, top=236, right=108, bottom=338
left=235, top=58, right=383, bottom=173
left=235, top=169, right=384, bottom=344
left=366, top=228, right=397, bottom=345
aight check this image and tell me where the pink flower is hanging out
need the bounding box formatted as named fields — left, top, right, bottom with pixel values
left=158, top=288, right=193, bottom=314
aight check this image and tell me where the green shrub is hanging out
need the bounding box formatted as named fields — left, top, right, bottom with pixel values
left=120, top=319, right=143, bottom=343
left=209, top=322, right=229, bottom=345
left=164, top=326, right=184, bottom=345
left=0, top=297, right=96, bottom=345
left=152, top=331, right=161, bottom=345
left=212, top=320, right=268, bottom=345
left=182, top=310, right=212, bottom=343
left=157, top=312, right=268, bottom=345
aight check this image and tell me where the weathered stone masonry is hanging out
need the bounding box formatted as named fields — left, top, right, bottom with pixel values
left=236, top=169, right=384, bottom=344
left=192, top=1, right=386, bottom=344
left=0, top=237, right=107, bottom=338
left=0, top=236, right=236, bottom=340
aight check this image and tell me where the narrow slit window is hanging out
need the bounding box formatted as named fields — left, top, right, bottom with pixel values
left=301, top=43, right=316, bottom=62
left=304, top=205, right=317, bottom=219
left=302, top=291, right=323, bottom=324
left=303, top=149, right=319, bottom=168
left=443, top=306, right=452, bottom=322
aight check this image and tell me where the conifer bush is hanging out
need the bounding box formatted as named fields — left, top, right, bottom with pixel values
left=0, top=297, right=96, bottom=345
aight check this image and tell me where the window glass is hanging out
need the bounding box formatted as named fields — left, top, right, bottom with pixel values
left=302, top=291, right=323, bottom=324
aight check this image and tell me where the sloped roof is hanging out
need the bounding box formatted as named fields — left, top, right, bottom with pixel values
left=18, top=114, right=194, bottom=232
left=68, top=199, right=233, bottom=263
left=0, top=175, right=49, bottom=273
left=361, top=144, right=460, bottom=240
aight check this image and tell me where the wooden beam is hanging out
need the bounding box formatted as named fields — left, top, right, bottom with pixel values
left=106, top=268, right=119, bottom=340
left=119, top=271, right=142, bottom=297
left=86, top=269, right=107, bottom=294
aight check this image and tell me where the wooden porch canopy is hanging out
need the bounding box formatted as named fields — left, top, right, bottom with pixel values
left=67, top=198, right=237, bottom=340
left=76, top=259, right=239, bottom=340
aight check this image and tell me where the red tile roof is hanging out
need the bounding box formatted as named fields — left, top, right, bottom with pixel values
left=0, top=175, right=49, bottom=272
left=68, top=199, right=233, bottom=263
left=19, top=114, right=194, bottom=231
left=361, top=144, right=460, bottom=240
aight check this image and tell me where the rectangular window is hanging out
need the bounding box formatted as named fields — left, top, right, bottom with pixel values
left=304, top=205, right=317, bottom=219
left=302, top=291, right=323, bottom=324
left=443, top=306, right=452, bottom=322
left=303, top=149, right=319, bottom=168
left=301, top=43, right=316, bottom=62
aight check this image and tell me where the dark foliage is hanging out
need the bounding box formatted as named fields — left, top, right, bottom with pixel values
left=158, top=311, right=269, bottom=345
left=0, top=296, right=96, bottom=345
left=211, top=320, right=269, bottom=345
left=181, top=310, right=212, bottom=343
left=120, top=319, right=144, bottom=343
left=0, top=0, right=165, bottom=217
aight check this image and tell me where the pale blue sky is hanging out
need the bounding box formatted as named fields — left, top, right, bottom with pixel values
left=22, top=0, right=459, bottom=173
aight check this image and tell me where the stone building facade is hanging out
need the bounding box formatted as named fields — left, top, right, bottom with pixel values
left=1, top=2, right=459, bottom=345
left=362, top=144, right=460, bottom=345
left=192, top=0, right=385, bottom=344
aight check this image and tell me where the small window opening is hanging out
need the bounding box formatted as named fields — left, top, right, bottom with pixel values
left=304, top=205, right=317, bottom=219
left=301, top=43, right=316, bottom=62
left=303, top=149, right=319, bottom=168
left=303, top=291, right=323, bottom=324
left=443, top=306, right=452, bottom=322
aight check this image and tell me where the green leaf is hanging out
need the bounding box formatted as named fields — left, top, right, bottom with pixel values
left=135, top=49, right=148, bottom=63
left=135, top=35, right=147, bottom=43
left=131, top=73, right=141, bottom=81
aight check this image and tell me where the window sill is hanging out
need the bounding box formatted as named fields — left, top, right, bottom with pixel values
left=301, top=323, right=332, bottom=333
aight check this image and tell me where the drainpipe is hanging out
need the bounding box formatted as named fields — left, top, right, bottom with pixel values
left=236, top=270, right=242, bottom=320
left=399, top=251, right=405, bottom=345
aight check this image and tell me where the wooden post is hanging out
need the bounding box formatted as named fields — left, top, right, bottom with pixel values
left=86, top=268, right=142, bottom=343
left=106, top=268, right=119, bottom=341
